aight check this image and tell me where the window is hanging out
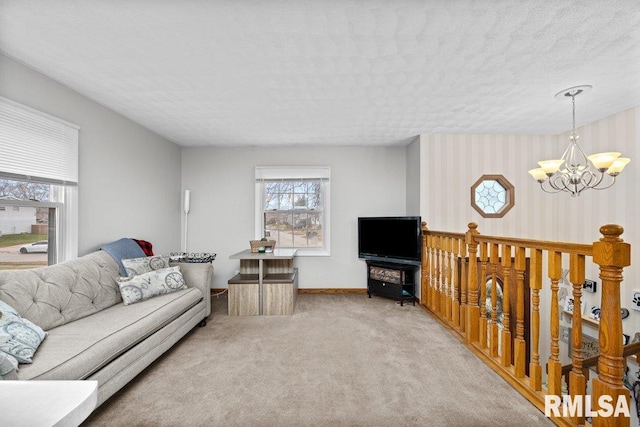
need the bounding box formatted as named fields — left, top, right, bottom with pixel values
left=0, top=179, right=62, bottom=268
left=0, top=96, right=79, bottom=267
left=470, top=174, right=515, bottom=218
left=255, top=166, right=330, bottom=256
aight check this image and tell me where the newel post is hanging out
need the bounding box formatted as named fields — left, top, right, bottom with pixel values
left=421, top=222, right=429, bottom=308
left=592, top=224, right=631, bottom=427
left=465, top=223, right=480, bottom=343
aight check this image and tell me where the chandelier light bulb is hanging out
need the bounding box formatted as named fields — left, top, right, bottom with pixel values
left=606, top=157, right=630, bottom=176
left=538, top=159, right=563, bottom=175
left=587, top=152, right=621, bottom=171
left=528, top=168, right=548, bottom=182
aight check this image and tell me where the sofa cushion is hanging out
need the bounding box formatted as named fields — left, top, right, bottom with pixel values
left=121, top=256, right=170, bottom=277
left=117, top=266, right=186, bottom=305
left=0, top=300, right=47, bottom=363
left=0, top=251, right=122, bottom=331
left=16, top=286, right=203, bottom=381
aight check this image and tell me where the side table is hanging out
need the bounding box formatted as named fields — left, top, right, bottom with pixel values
left=228, top=248, right=298, bottom=315
left=0, top=380, right=98, bottom=426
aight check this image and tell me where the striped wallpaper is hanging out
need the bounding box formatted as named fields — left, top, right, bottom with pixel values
left=419, top=106, right=639, bottom=354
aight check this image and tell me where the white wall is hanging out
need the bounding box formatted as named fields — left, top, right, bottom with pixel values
left=181, top=146, right=407, bottom=289
left=0, top=53, right=182, bottom=255
left=405, top=137, right=420, bottom=216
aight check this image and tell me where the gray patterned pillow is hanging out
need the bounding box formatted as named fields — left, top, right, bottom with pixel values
left=117, top=266, right=186, bottom=305
left=121, top=255, right=170, bottom=277
left=0, top=300, right=47, bottom=364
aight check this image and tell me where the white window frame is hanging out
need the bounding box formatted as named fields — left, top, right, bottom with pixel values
left=0, top=96, right=79, bottom=263
left=0, top=182, right=78, bottom=263
left=255, top=166, right=330, bottom=256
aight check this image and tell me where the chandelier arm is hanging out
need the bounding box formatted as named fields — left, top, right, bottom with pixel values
left=539, top=181, right=563, bottom=194
left=547, top=176, right=563, bottom=191
left=548, top=173, right=581, bottom=196
left=591, top=174, right=617, bottom=191
left=580, top=170, right=599, bottom=188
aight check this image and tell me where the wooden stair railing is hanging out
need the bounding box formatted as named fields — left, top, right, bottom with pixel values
left=558, top=342, right=640, bottom=395
left=421, top=222, right=632, bottom=427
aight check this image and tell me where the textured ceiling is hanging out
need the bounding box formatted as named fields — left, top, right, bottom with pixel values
left=0, top=0, right=639, bottom=147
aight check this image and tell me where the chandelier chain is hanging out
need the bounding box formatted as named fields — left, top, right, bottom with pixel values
left=572, top=93, right=576, bottom=134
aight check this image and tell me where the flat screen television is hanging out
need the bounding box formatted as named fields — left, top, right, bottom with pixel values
left=358, top=216, right=422, bottom=265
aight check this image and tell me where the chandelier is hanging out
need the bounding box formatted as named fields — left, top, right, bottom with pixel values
left=528, top=85, right=630, bottom=197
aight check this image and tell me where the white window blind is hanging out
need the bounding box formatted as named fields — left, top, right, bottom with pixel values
left=0, top=96, right=79, bottom=185
left=255, top=166, right=331, bottom=181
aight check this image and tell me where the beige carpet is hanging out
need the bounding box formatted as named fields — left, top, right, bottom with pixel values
left=85, top=294, right=552, bottom=426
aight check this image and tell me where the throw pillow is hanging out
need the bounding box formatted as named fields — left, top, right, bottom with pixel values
left=0, top=300, right=47, bottom=364
left=0, top=350, right=18, bottom=377
left=117, top=266, right=186, bottom=305
left=121, top=255, right=170, bottom=277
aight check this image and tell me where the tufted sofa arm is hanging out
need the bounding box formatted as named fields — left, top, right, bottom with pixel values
left=171, top=262, right=213, bottom=318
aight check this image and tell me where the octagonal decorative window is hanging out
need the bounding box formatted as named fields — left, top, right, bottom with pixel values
left=471, top=174, right=515, bottom=218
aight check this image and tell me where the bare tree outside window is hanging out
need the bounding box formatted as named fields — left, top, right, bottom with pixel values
left=263, top=179, right=323, bottom=248
left=0, top=179, right=50, bottom=201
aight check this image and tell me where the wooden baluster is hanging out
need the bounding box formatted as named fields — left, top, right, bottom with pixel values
left=435, top=236, right=442, bottom=316
left=421, top=223, right=429, bottom=308
left=490, top=243, right=499, bottom=357
left=441, top=237, right=449, bottom=320
left=479, top=242, right=489, bottom=349
left=441, top=236, right=447, bottom=318
left=592, top=225, right=631, bottom=427
left=452, top=238, right=461, bottom=328
left=447, top=237, right=454, bottom=322
left=430, top=236, right=439, bottom=313
left=514, top=246, right=527, bottom=378
left=569, top=253, right=586, bottom=426
left=465, top=223, right=480, bottom=343
left=547, top=251, right=563, bottom=397
left=459, top=240, right=468, bottom=334
left=501, top=244, right=512, bottom=367
left=530, top=248, right=543, bottom=391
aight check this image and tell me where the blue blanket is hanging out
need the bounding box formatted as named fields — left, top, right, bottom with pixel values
left=100, top=238, right=146, bottom=276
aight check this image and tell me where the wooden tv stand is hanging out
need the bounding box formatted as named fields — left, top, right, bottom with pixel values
left=366, top=260, right=417, bottom=306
